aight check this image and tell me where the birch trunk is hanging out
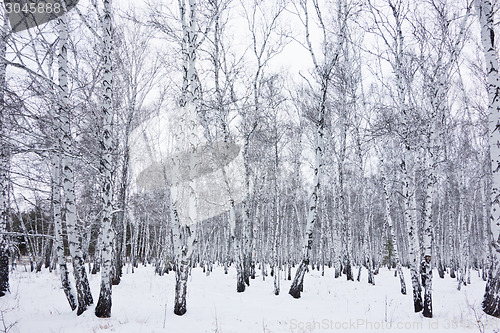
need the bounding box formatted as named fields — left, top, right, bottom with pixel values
left=58, top=10, right=93, bottom=316
left=392, top=1, right=422, bottom=311
left=228, top=203, right=245, bottom=292
left=477, top=0, right=500, bottom=317
left=289, top=0, right=343, bottom=298
left=406, top=154, right=423, bottom=313
left=273, top=118, right=281, bottom=295
left=212, top=11, right=247, bottom=289
left=422, top=143, right=435, bottom=318
left=356, top=130, right=373, bottom=285
left=242, top=136, right=251, bottom=286
left=131, top=213, right=138, bottom=270
left=219, top=150, right=245, bottom=291
left=458, top=184, right=471, bottom=290
left=51, top=112, right=77, bottom=311
left=0, top=3, right=8, bottom=297
left=93, top=227, right=102, bottom=274
left=483, top=179, right=491, bottom=281
left=95, top=0, right=114, bottom=318
left=339, top=139, right=353, bottom=281
left=320, top=188, right=326, bottom=277
left=272, top=189, right=281, bottom=295
left=171, top=0, right=200, bottom=315
left=420, top=4, right=469, bottom=316
left=448, top=204, right=457, bottom=278
left=289, top=107, right=324, bottom=298
left=380, top=158, right=406, bottom=295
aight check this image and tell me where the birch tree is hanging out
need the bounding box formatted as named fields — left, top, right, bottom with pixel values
left=0, top=3, right=8, bottom=297
left=289, top=0, right=346, bottom=298
left=146, top=0, right=205, bottom=314
left=0, top=1, right=93, bottom=309
left=95, top=0, right=114, bottom=318
left=113, top=12, right=161, bottom=286
left=380, top=152, right=406, bottom=294
left=50, top=47, right=77, bottom=310
left=413, top=1, right=472, bottom=317
left=172, top=0, right=202, bottom=315
left=331, top=3, right=360, bottom=281
left=205, top=0, right=246, bottom=292
left=394, top=2, right=423, bottom=314
left=354, top=126, right=373, bottom=285
left=58, top=5, right=93, bottom=316
left=240, top=0, right=289, bottom=285
left=477, top=0, right=500, bottom=318
left=366, top=0, right=423, bottom=311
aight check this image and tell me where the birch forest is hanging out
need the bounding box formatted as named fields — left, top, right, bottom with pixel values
left=1, top=0, right=500, bottom=331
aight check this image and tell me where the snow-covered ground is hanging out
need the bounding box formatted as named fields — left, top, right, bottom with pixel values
left=1, top=265, right=499, bottom=333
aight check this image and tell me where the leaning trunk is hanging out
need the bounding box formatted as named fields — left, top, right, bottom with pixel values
left=289, top=106, right=324, bottom=299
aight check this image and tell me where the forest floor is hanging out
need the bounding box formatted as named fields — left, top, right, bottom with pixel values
left=0, top=264, right=499, bottom=333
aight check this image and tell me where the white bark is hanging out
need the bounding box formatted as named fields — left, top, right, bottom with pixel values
left=272, top=169, right=281, bottom=295
left=405, top=151, right=423, bottom=313
left=387, top=0, right=422, bottom=312
left=51, top=110, right=77, bottom=311
left=242, top=0, right=287, bottom=284
left=338, top=119, right=353, bottom=281
left=242, top=137, right=251, bottom=284
left=289, top=106, right=324, bottom=298
left=0, top=3, right=9, bottom=297
left=211, top=7, right=247, bottom=289
left=380, top=157, right=405, bottom=294
left=95, top=0, right=114, bottom=318
left=171, top=0, right=200, bottom=316
left=420, top=4, right=470, bottom=317
left=58, top=10, right=93, bottom=316
left=422, top=143, right=435, bottom=317
left=272, top=110, right=281, bottom=295
left=289, top=0, right=345, bottom=299
left=457, top=180, right=472, bottom=290
left=483, top=179, right=491, bottom=281
left=477, top=0, right=500, bottom=317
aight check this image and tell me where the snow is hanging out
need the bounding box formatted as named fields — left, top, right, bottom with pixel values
left=1, top=265, right=499, bottom=332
